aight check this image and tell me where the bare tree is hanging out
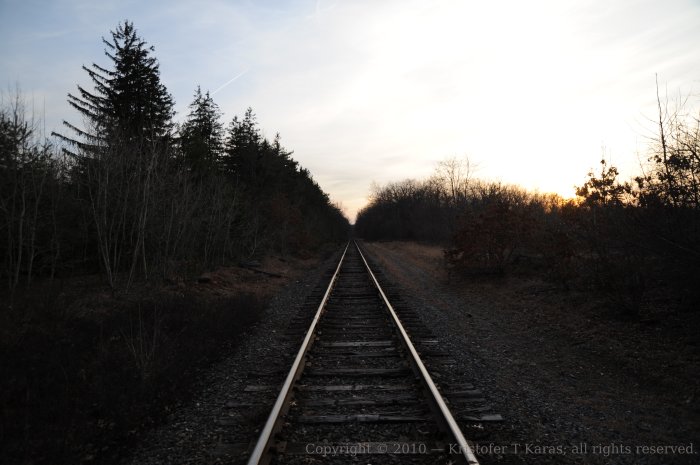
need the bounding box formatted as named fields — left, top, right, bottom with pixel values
left=0, top=92, right=57, bottom=303
left=433, top=155, right=475, bottom=205
left=640, top=77, right=700, bottom=209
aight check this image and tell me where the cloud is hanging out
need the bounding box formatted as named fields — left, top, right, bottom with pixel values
left=2, top=0, right=700, bottom=221
left=192, top=0, right=699, bottom=219
left=211, top=68, right=250, bottom=96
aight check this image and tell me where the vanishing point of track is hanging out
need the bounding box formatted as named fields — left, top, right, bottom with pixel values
left=246, top=241, right=500, bottom=464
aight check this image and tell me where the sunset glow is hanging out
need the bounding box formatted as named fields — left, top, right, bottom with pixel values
left=2, top=0, right=699, bottom=220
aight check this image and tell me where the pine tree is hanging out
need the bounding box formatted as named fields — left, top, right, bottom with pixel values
left=179, top=86, right=224, bottom=173
left=222, top=107, right=261, bottom=180
left=51, top=21, right=176, bottom=289
left=54, top=20, right=175, bottom=154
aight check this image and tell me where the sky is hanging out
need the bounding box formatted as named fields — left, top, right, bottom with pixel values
left=1, top=0, right=699, bottom=221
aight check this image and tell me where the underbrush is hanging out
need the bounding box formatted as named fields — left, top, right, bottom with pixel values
left=0, top=285, right=264, bottom=465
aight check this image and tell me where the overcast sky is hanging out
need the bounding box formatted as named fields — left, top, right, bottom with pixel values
left=1, top=0, right=699, bottom=220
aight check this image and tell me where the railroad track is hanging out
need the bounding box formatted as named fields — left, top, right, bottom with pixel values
left=245, top=241, right=501, bottom=464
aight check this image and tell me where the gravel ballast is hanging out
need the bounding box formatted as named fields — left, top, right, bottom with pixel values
left=122, top=241, right=698, bottom=465
left=361, top=241, right=699, bottom=465
left=121, top=251, right=341, bottom=465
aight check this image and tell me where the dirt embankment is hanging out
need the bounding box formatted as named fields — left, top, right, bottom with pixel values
left=362, top=240, right=699, bottom=465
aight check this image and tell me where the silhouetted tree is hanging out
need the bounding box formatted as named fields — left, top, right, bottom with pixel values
left=179, top=86, right=224, bottom=173
left=0, top=94, right=62, bottom=301
left=50, top=21, right=177, bottom=289
left=54, top=20, right=175, bottom=155
left=635, top=79, right=700, bottom=210
left=222, top=107, right=261, bottom=182
left=576, top=159, right=630, bottom=208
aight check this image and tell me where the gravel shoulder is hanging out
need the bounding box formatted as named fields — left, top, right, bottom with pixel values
left=361, top=240, right=699, bottom=465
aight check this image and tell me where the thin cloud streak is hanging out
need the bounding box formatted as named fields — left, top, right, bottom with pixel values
left=211, top=68, right=250, bottom=96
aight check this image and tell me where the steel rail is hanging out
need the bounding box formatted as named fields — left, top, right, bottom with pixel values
left=246, top=242, right=350, bottom=465
left=354, top=240, right=480, bottom=465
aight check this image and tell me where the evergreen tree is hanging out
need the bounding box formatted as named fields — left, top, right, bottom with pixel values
left=179, top=86, right=224, bottom=173
left=51, top=21, right=176, bottom=288
left=54, top=20, right=175, bottom=154
left=222, top=107, right=261, bottom=181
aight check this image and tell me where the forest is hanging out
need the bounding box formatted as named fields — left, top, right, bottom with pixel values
left=1, top=21, right=349, bottom=298
left=355, top=93, right=700, bottom=316
left=0, top=21, right=348, bottom=464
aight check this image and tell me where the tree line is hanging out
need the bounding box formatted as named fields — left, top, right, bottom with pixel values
left=1, top=21, right=349, bottom=301
left=356, top=89, right=700, bottom=315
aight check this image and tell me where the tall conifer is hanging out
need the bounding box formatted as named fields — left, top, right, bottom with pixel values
left=55, top=21, right=174, bottom=154
left=179, top=86, right=223, bottom=173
